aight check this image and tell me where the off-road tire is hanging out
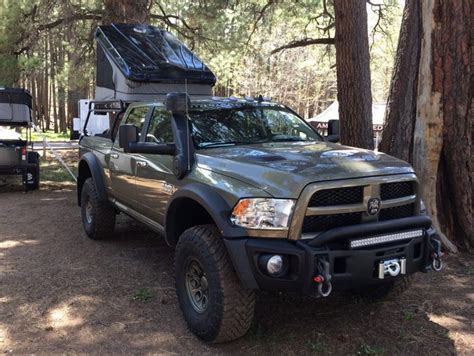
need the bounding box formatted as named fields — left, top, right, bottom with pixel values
left=352, top=276, right=414, bottom=302
left=81, top=177, right=115, bottom=240
left=174, top=225, right=255, bottom=343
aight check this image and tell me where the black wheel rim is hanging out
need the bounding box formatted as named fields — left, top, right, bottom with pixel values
left=185, top=258, right=209, bottom=313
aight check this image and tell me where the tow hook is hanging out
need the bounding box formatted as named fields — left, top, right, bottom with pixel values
left=313, top=259, right=332, bottom=297
left=430, top=238, right=443, bottom=272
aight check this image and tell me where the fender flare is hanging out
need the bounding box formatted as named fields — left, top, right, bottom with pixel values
left=77, top=152, right=108, bottom=206
left=164, top=182, right=246, bottom=245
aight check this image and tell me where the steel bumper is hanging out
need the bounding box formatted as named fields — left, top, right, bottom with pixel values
left=224, top=216, right=441, bottom=294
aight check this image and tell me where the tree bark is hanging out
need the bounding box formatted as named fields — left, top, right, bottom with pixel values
left=333, top=0, right=374, bottom=149
left=427, top=0, right=472, bottom=250
left=382, top=0, right=472, bottom=251
left=102, top=0, right=150, bottom=24
left=379, top=1, right=421, bottom=163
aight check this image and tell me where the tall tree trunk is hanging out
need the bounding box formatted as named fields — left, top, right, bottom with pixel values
left=102, top=0, right=150, bottom=24
left=333, top=0, right=373, bottom=149
left=415, top=0, right=472, bottom=250
left=43, top=35, right=50, bottom=131
left=58, top=39, right=67, bottom=133
left=382, top=0, right=472, bottom=251
left=379, top=1, right=421, bottom=162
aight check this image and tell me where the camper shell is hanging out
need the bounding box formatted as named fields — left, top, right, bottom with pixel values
left=95, top=23, right=216, bottom=102
left=0, top=88, right=39, bottom=190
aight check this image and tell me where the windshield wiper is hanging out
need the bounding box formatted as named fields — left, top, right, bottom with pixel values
left=198, top=139, right=267, bottom=148
left=271, top=135, right=306, bottom=142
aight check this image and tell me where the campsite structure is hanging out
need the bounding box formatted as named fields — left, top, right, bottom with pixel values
left=0, top=88, right=40, bottom=190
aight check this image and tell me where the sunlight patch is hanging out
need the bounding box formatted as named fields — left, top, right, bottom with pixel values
left=0, top=239, right=38, bottom=249
left=0, top=324, right=9, bottom=346
left=49, top=304, right=83, bottom=329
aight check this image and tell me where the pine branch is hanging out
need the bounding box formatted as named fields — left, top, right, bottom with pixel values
left=271, top=37, right=335, bottom=55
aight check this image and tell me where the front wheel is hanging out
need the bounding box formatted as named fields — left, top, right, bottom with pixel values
left=174, top=225, right=255, bottom=343
left=80, top=178, right=116, bottom=239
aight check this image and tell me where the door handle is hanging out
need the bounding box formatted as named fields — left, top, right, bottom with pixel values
left=136, top=161, right=147, bottom=168
left=110, top=153, right=119, bottom=159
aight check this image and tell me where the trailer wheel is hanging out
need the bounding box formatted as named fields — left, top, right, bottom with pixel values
left=174, top=225, right=255, bottom=343
left=81, top=177, right=115, bottom=239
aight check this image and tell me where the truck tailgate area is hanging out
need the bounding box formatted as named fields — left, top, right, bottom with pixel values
left=0, top=140, right=23, bottom=167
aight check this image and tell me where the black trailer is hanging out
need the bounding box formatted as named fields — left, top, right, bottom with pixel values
left=0, top=88, right=40, bottom=190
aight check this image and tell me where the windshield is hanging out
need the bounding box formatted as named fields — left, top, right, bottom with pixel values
left=191, top=107, right=322, bottom=148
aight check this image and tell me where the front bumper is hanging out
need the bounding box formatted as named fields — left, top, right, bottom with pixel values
left=224, top=216, right=442, bottom=294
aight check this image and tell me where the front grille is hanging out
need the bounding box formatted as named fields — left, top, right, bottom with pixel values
left=380, top=181, right=414, bottom=200
left=302, top=213, right=361, bottom=233
left=379, top=203, right=415, bottom=221
left=308, top=186, right=363, bottom=207
left=301, top=180, right=418, bottom=235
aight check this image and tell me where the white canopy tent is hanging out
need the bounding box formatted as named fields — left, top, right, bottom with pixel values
left=307, top=101, right=386, bottom=148
left=307, top=100, right=386, bottom=132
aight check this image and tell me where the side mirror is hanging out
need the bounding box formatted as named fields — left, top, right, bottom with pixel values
left=326, top=135, right=340, bottom=143
left=129, top=142, right=176, bottom=155
left=326, top=119, right=340, bottom=143
left=327, top=119, right=339, bottom=135
left=119, top=124, right=139, bottom=152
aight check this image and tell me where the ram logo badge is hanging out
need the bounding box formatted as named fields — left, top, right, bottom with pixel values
left=367, top=198, right=381, bottom=215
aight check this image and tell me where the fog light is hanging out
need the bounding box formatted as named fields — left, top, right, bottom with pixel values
left=267, top=255, right=283, bottom=275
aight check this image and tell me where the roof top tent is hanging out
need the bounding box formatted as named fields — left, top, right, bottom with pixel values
left=95, top=23, right=217, bottom=101
left=0, top=88, right=33, bottom=126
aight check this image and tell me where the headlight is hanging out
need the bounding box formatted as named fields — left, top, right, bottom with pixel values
left=230, top=198, right=295, bottom=230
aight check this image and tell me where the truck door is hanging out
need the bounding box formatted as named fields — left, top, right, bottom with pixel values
left=109, top=105, right=150, bottom=206
left=134, top=107, right=177, bottom=225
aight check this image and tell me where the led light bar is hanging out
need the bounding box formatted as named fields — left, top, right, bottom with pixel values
left=350, top=229, right=424, bottom=249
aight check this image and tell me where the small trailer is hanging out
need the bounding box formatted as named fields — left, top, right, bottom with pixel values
left=0, top=88, right=40, bottom=190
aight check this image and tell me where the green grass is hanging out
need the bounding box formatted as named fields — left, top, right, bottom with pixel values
left=41, top=163, right=75, bottom=182
left=402, top=311, right=414, bottom=321
left=31, top=130, right=70, bottom=142
left=39, top=150, right=77, bottom=183
left=132, top=288, right=154, bottom=302
left=357, top=343, right=386, bottom=356
left=307, top=340, right=327, bottom=353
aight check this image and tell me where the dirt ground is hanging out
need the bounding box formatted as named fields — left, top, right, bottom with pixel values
left=0, top=187, right=473, bottom=355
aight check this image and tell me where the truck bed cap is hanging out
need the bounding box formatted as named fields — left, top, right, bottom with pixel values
left=0, top=88, right=32, bottom=125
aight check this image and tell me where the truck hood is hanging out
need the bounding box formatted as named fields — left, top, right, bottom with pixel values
left=196, top=141, right=415, bottom=198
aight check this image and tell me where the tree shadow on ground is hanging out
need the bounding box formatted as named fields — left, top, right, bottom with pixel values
left=0, top=189, right=470, bottom=354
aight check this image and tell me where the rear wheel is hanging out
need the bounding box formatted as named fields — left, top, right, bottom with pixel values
left=174, top=225, right=255, bottom=343
left=81, top=178, right=115, bottom=239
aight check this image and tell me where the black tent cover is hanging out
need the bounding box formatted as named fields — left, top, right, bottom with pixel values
left=96, top=23, right=217, bottom=85
left=0, top=88, right=32, bottom=107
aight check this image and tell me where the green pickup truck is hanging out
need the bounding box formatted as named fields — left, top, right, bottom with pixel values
left=77, top=94, right=443, bottom=343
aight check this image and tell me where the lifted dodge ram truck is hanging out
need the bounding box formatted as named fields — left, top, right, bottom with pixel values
left=77, top=94, right=443, bottom=343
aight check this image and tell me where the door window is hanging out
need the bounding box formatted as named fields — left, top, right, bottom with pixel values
left=123, top=106, right=149, bottom=140
left=145, top=108, right=174, bottom=144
